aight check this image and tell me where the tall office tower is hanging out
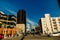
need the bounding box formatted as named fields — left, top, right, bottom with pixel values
left=17, top=10, right=26, bottom=35
left=17, top=10, right=26, bottom=24
left=58, top=0, right=60, bottom=8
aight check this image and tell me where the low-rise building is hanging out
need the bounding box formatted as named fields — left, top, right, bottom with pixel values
left=0, top=11, right=17, bottom=38
left=0, top=11, right=16, bottom=28
left=40, top=14, right=60, bottom=36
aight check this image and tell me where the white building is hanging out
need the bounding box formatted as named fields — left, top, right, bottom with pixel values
left=41, top=14, right=60, bottom=36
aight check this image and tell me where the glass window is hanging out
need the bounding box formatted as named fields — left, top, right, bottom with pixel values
left=53, top=22, right=56, bottom=24
left=52, top=19, right=56, bottom=21
left=54, top=27, right=57, bottom=29
left=53, top=24, right=57, bottom=26
left=59, top=22, right=60, bottom=23
left=58, top=19, right=60, bottom=21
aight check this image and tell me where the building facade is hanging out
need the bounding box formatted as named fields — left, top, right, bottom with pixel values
left=16, top=10, right=26, bottom=35
left=40, top=14, right=60, bottom=36
left=0, top=11, right=7, bottom=28
left=0, top=11, right=17, bottom=38
left=0, top=11, right=16, bottom=28
left=7, top=15, right=16, bottom=28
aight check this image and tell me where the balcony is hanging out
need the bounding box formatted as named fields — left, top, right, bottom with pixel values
left=11, top=16, right=16, bottom=20
left=0, top=17, right=7, bottom=20
left=0, top=19, right=7, bottom=22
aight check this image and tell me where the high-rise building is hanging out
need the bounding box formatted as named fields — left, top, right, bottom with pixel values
left=17, top=10, right=26, bottom=24
left=40, top=14, right=60, bottom=36
left=17, top=10, right=26, bottom=35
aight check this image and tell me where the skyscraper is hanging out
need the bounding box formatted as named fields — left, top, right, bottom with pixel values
left=17, top=10, right=26, bottom=35
left=17, top=10, right=26, bottom=24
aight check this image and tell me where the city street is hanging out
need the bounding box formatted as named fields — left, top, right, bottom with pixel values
left=23, top=34, right=60, bottom=40
left=1, top=34, right=60, bottom=40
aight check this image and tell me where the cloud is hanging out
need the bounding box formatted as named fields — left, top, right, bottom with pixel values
left=5, top=9, right=17, bottom=16
left=27, top=18, right=37, bottom=25
left=5, top=9, right=37, bottom=25
left=27, top=24, right=30, bottom=28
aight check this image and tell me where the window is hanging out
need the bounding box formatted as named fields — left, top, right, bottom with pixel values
left=52, top=19, right=56, bottom=21
left=53, top=32, right=58, bottom=34
left=53, top=22, right=56, bottom=24
left=53, top=25, right=57, bottom=29
left=53, top=24, right=57, bottom=26
left=54, top=27, right=57, bottom=30
left=59, top=22, right=60, bottom=23
left=58, top=19, right=60, bottom=21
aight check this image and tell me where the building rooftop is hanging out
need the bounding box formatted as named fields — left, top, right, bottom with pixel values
left=0, top=11, right=5, bottom=14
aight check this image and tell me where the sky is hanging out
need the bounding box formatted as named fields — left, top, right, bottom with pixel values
left=0, top=0, right=60, bottom=26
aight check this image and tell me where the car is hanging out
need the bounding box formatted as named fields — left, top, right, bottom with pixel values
left=0, top=34, right=4, bottom=39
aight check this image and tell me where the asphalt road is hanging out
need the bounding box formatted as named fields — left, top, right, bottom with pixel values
left=1, top=34, right=60, bottom=40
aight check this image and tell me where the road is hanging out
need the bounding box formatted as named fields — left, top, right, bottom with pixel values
left=1, top=34, right=60, bottom=40
left=23, top=34, right=60, bottom=40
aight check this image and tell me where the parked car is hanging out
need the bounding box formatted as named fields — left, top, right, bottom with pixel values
left=0, top=34, right=4, bottom=39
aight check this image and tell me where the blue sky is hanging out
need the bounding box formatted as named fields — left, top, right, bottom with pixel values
left=0, top=0, right=60, bottom=26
